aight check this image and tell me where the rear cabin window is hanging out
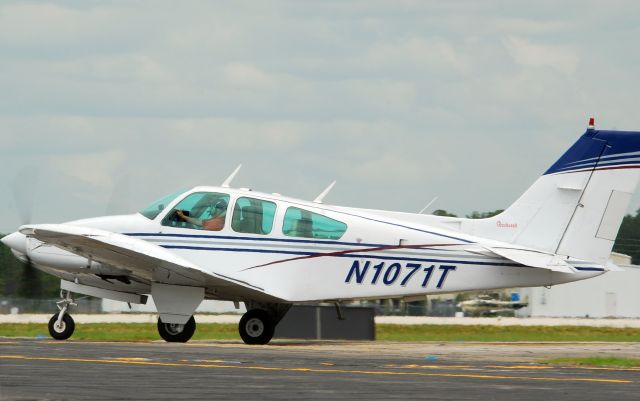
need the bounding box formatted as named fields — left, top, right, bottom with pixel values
left=231, top=197, right=277, bottom=235
left=282, top=207, right=347, bottom=240
left=162, top=192, right=230, bottom=231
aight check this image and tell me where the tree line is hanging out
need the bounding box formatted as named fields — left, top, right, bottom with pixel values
left=1, top=208, right=639, bottom=298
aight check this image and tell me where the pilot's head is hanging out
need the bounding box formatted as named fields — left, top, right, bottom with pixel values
left=213, top=199, right=228, bottom=216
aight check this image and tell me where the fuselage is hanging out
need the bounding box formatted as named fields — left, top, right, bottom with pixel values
left=3, top=186, right=605, bottom=303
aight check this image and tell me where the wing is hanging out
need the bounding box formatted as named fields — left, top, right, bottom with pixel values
left=20, top=224, right=278, bottom=301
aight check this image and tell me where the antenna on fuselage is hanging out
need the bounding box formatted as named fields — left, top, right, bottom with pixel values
left=314, top=180, right=336, bottom=204
left=419, top=196, right=438, bottom=214
left=221, top=164, right=242, bottom=188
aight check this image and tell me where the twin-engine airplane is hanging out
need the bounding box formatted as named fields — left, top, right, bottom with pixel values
left=2, top=120, right=640, bottom=344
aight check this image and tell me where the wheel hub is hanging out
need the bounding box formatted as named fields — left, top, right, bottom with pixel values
left=245, top=317, right=264, bottom=337
left=164, top=323, right=184, bottom=335
left=53, top=321, right=66, bottom=333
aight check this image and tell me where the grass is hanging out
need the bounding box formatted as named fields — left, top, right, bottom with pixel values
left=543, top=357, right=640, bottom=368
left=2, top=323, right=640, bottom=342
left=0, top=323, right=239, bottom=341
left=375, top=324, right=640, bottom=342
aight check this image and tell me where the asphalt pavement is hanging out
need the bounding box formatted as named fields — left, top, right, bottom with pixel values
left=1, top=339, right=639, bottom=400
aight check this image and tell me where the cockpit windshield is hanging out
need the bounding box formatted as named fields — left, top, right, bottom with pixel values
left=139, top=189, right=186, bottom=220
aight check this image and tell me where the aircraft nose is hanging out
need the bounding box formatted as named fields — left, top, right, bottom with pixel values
left=1, top=231, right=27, bottom=254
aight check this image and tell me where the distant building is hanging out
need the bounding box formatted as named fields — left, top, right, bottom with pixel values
left=516, top=253, right=640, bottom=318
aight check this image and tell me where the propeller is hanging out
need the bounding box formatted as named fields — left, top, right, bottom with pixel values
left=9, top=167, right=42, bottom=284
left=105, top=174, right=131, bottom=216
left=11, top=167, right=40, bottom=226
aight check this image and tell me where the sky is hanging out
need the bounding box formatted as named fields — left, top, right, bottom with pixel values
left=1, top=0, right=640, bottom=233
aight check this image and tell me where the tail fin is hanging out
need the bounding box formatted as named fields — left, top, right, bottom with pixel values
left=466, top=127, right=640, bottom=264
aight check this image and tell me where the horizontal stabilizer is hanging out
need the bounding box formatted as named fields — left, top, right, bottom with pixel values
left=606, top=260, right=625, bottom=272
left=483, top=246, right=577, bottom=274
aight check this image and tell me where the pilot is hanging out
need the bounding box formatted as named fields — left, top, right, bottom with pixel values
left=176, top=199, right=227, bottom=231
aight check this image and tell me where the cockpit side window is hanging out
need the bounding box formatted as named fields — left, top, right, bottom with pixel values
left=283, top=207, right=347, bottom=240
left=231, top=197, right=276, bottom=235
left=162, top=192, right=230, bottom=231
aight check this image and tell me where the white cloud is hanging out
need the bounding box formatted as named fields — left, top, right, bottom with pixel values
left=367, top=37, right=470, bottom=75
left=503, top=36, right=580, bottom=75
left=1, top=0, right=640, bottom=231
left=223, top=63, right=276, bottom=89
left=492, top=18, right=574, bottom=35
left=49, top=150, right=126, bottom=189
left=0, top=3, right=112, bottom=47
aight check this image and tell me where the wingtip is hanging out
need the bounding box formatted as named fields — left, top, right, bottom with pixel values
left=18, top=225, right=36, bottom=236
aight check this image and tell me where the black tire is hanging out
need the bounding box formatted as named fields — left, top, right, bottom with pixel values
left=48, top=313, right=75, bottom=340
left=239, top=309, right=275, bottom=345
left=157, top=316, right=196, bottom=343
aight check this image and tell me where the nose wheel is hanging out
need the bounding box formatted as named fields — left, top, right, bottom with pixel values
left=48, top=313, right=75, bottom=340
left=48, top=290, right=76, bottom=340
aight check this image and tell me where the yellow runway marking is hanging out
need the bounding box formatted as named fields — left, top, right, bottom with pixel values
left=384, top=363, right=640, bottom=373
left=454, top=342, right=619, bottom=347
left=0, top=355, right=631, bottom=384
left=557, top=366, right=640, bottom=372
left=485, top=364, right=640, bottom=373
left=112, top=357, right=148, bottom=361
left=42, top=341, right=154, bottom=346
left=393, top=364, right=473, bottom=369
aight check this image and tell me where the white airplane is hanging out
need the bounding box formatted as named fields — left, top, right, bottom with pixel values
left=2, top=119, right=639, bottom=344
left=457, top=294, right=528, bottom=316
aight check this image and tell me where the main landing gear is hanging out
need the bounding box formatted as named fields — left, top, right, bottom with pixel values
left=157, top=316, right=196, bottom=342
left=48, top=290, right=76, bottom=340
left=239, top=310, right=275, bottom=345
left=238, top=303, right=291, bottom=345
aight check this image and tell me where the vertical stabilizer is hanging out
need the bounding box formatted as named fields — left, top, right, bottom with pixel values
left=465, top=128, right=640, bottom=264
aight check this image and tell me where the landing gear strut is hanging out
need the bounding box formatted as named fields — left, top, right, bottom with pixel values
left=48, top=290, right=76, bottom=340
left=157, top=316, right=196, bottom=343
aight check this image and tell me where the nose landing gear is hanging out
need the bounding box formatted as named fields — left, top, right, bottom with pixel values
left=48, top=290, right=76, bottom=340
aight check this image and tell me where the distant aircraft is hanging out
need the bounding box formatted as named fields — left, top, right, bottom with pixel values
left=2, top=119, right=639, bottom=344
left=457, top=294, right=528, bottom=317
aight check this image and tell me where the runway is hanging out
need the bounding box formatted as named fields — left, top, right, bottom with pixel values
left=1, top=339, right=639, bottom=400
